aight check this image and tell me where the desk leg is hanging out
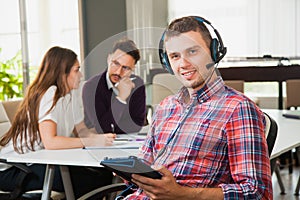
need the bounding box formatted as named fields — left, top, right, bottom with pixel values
left=278, top=81, right=283, bottom=110
left=294, top=147, right=300, bottom=195
left=295, top=177, right=300, bottom=195
left=60, top=166, right=75, bottom=200
left=274, top=162, right=286, bottom=194
left=41, top=164, right=55, bottom=200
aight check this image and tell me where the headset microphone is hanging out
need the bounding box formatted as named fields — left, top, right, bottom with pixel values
left=206, top=62, right=215, bottom=69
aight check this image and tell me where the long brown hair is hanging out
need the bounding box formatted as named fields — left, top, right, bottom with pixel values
left=0, top=46, right=77, bottom=153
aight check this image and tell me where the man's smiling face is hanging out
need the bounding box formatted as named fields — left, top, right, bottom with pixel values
left=165, top=31, right=214, bottom=92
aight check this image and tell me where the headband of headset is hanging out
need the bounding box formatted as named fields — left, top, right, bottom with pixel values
left=159, top=16, right=227, bottom=74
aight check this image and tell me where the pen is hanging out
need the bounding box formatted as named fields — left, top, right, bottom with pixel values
left=115, top=77, right=136, bottom=87
left=111, top=123, right=115, bottom=133
left=82, top=146, right=139, bottom=150
left=114, top=138, right=145, bottom=142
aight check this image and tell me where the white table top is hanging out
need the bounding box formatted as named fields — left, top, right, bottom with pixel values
left=4, top=111, right=300, bottom=165
left=2, top=110, right=298, bottom=200
left=5, top=148, right=139, bottom=167
left=1, top=132, right=145, bottom=200
left=263, top=109, right=300, bottom=159
left=3, top=132, right=145, bottom=166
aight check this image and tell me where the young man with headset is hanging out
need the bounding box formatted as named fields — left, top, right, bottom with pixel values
left=125, top=16, right=272, bottom=199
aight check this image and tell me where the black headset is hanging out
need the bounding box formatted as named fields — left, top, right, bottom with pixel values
left=159, top=16, right=227, bottom=75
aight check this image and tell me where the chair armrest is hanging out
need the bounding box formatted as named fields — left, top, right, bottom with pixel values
left=0, top=158, right=32, bottom=174
left=78, top=183, right=127, bottom=200
left=0, top=158, right=32, bottom=199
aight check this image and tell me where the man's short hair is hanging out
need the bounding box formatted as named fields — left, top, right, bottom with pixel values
left=166, top=16, right=212, bottom=50
left=112, top=38, right=140, bottom=64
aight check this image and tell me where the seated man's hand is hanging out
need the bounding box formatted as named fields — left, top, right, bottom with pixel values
left=131, top=166, right=223, bottom=200
left=116, top=77, right=135, bottom=101
left=131, top=166, right=184, bottom=200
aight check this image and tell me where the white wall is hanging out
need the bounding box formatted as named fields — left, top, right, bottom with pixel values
left=168, top=0, right=299, bottom=58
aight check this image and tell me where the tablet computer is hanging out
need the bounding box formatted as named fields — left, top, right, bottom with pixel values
left=100, top=156, right=162, bottom=183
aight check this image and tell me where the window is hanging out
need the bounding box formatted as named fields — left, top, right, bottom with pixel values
left=0, top=0, right=80, bottom=83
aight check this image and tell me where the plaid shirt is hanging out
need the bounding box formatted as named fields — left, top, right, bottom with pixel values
left=126, top=76, right=272, bottom=200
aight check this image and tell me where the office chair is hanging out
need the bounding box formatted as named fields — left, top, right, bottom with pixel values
left=286, top=79, right=300, bottom=110
left=0, top=164, right=65, bottom=200
left=263, top=112, right=286, bottom=194
left=151, top=73, right=183, bottom=107
left=285, top=79, right=300, bottom=195
left=264, top=112, right=278, bottom=158
left=0, top=159, right=33, bottom=200
left=276, top=79, right=300, bottom=181
left=77, top=182, right=127, bottom=200
left=144, top=72, right=183, bottom=122
left=286, top=79, right=300, bottom=168
left=224, top=80, right=244, bottom=93
left=0, top=101, right=65, bottom=200
left=0, top=101, right=32, bottom=199
left=294, top=160, right=300, bottom=195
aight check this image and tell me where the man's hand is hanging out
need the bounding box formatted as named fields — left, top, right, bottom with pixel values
left=116, top=77, right=135, bottom=101
left=131, top=166, right=184, bottom=200
left=131, top=166, right=224, bottom=200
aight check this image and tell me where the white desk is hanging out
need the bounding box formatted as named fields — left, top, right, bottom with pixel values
left=4, top=115, right=300, bottom=199
left=5, top=148, right=139, bottom=200
left=263, top=109, right=300, bottom=160
left=263, top=109, right=300, bottom=194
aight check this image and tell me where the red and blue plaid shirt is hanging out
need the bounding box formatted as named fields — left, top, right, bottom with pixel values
left=127, top=76, right=272, bottom=200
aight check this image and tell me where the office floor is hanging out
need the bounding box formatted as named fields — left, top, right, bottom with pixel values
left=273, top=165, right=300, bottom=200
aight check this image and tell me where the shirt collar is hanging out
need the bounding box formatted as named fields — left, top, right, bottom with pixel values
left=176, top=75, right=225, bottom=105
left=106, top=71, right=114, bottom=90
left=195, top=76, right=224, bottom=103
left=106, top=71, right=119, bottom=95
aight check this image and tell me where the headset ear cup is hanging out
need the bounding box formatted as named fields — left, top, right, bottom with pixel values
left=210, top=38, right=219, bottom=63
left=162, top=53, right=174, bottom=74
left=159, top=45, right=174, bottom=75
left=159, top=34, right=174, bottom=75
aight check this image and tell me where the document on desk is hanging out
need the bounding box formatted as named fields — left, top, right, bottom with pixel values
left=83, top=134, right=145, bottom=150
left=84, top=143, right=141, bottom=150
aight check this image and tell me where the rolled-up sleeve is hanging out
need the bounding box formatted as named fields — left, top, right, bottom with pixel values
left=219, top=102, right=272, bottom=199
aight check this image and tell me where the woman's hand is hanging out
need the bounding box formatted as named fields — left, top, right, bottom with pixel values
left=81, top=133, right=116, bottom=147
left=100, top=133, right=117, bottom=145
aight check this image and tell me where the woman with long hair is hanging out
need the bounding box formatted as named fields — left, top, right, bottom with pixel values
left=0, top=46, right=116, bottom=198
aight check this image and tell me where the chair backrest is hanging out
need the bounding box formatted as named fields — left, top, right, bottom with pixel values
left=286, top=79, right=300, bottom=109
left=0, top=100, right=22, bottom=139
left=0, top=102, right=11, bottom=138
left=224, top=80, right=244, bottom=93
left=2, top=100, right=21, bottom=122
left=151, top=73, right=182, bottom=106
left=77, top=183, right=127, bottom=200
left=264, top=112, right=278, bottom=156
